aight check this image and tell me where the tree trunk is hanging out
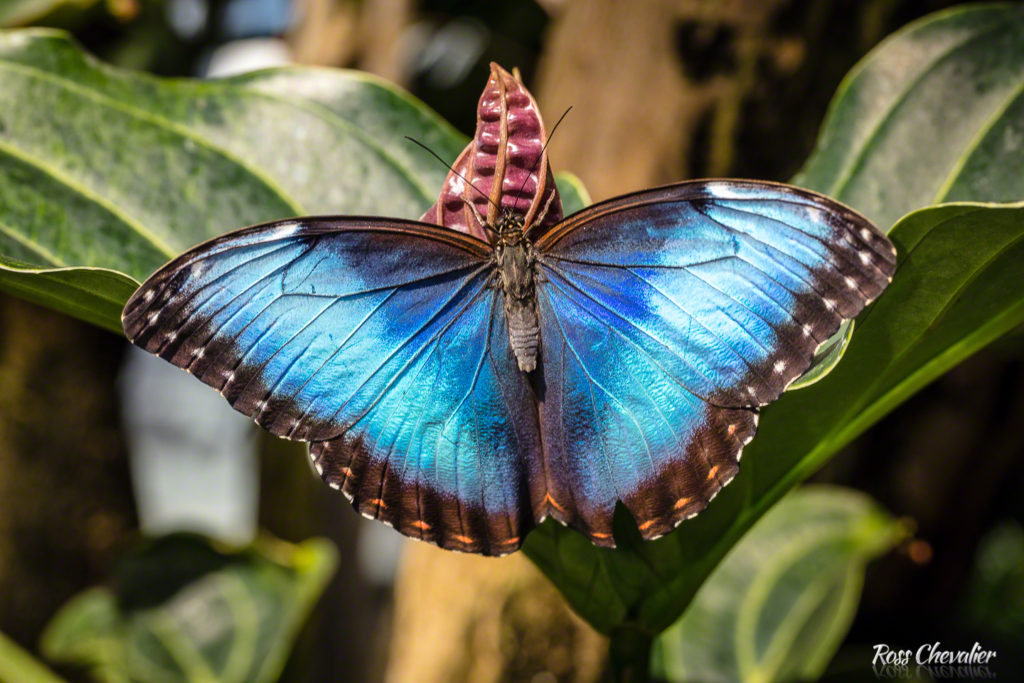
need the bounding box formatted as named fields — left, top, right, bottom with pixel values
left=0, top=294, right=136, bottom=656
left=535, top=0, right=791, bottom=201
left=387, top=542, right=607, bottom=683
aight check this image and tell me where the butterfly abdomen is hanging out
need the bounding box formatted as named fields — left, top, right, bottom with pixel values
left=495, top=240, right=540, bottom=372
left=506, top=299, right=540, bottom=372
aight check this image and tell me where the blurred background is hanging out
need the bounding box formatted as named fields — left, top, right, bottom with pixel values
left=0, top=0, right=1021, bottom=681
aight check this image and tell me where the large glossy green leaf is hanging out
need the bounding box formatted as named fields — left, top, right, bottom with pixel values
left=523, top=5, right=1024, bottom=639
left=524, top=200, right=1024, bottom=638
left=0, top=29, right=464, bottom=332
left=795, top=4, right=1024, bottom=228
left=792, top=3, right=1024, bottom=388
left=651, top=487, right=904, bottom=683
left=40, top=534, right=337, bottom=683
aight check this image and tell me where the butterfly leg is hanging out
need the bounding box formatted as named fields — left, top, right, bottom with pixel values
left=524, top=188, right=557, bottom=239
left=465, top=193, right=489, bottom=232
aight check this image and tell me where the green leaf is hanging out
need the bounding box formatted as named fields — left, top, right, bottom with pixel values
left=651, top=486, right=904, bottom=683
left=0, top=0, right=98, bottom=27
left=0, top=29, right=465, bottom=330
left=794, top=3, right=1024, bottom=227
left=40, top=534, right=338, bottom=683
left=525, top=199, right=1024, bottom=636
left=554, top=171, right=592, bottom=216
left=0, top=629, right=65, bottom=683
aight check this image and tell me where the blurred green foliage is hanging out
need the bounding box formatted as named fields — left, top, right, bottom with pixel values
left=40, top=534, right=337, bottom=683
left=652, top=487, right=905, bottom=683
left=0, top=0, right=100, bottom=29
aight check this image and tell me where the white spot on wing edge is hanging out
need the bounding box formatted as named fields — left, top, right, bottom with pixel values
left=270, top=221, right=302, bottom=239
left=719, top=469, right=737, bottom=488
left=705, top=181, right=746, bottom=200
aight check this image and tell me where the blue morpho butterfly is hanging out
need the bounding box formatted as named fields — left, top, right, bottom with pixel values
left=123, top=176, right=896, bottom=556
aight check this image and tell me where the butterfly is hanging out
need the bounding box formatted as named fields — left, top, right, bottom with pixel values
left=122, top=177, right=896, bottom=556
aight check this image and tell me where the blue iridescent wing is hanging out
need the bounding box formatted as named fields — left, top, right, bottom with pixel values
left=532, top=180, right=896, bottom=544
left=123, top=218, right=541, bottom=555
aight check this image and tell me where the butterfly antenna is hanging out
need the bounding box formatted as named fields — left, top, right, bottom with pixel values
left=404, top=136, right=501, bottom=214
left=512, top=106, right=572, bottom=216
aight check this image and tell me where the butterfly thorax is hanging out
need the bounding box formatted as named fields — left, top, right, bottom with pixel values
left=492, top=212, right=540, bottom=373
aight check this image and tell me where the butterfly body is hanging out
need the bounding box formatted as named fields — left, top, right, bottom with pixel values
left=123, top=180, right=896, bottom=556
left=492, top=211, right=541, bottom=372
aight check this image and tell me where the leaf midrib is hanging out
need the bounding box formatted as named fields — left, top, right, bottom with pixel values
left=933, top=77, right=1024, bottom=202
left=0, top=216, right=65, bottom=266
left=0, top=58, right=305, bottom=224
left=0, top=136, right=177, bottom=258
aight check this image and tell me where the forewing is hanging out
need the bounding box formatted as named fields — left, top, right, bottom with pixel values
left=123, top=218, right=541, bottom=555
left=533, top=180, right=895, bottom=543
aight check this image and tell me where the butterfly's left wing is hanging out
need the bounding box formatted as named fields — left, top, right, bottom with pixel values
left=123, top=218, right=542, bottom=555
left=532, top=180, right=896, bottom=544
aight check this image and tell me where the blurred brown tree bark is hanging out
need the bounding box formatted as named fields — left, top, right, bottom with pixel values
left=387, top=544, right=607, bottom=682
left=536, top=0, right=807, bottom=200
left=289, top=0, right=414, bottom=85
left=0, top=294, right=136, bottom=657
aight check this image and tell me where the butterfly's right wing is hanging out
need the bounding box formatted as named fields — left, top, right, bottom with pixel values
left=123, top=218, right=541, bottom=555
left=532, top=180, right=895, bottom=544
